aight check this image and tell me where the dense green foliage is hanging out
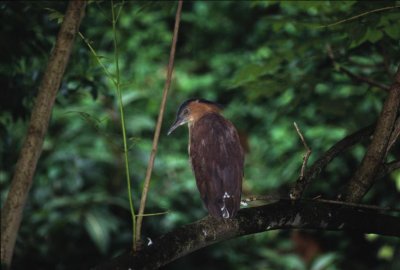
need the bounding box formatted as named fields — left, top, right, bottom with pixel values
left=1, top=1, right=399, bottom=269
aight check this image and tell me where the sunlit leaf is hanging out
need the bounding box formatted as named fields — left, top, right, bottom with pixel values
left=84, top=209, right=117, bottom=254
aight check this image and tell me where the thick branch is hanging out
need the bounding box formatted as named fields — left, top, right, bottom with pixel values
left=386, top=116, right=400, bottom=155
left=345, top=67, right=400, bottom=202
left=290, top=124, right=374, bottom=199
left=93, top=201, right=400, bottom=270
left=0, top=1, right=86, bottom=267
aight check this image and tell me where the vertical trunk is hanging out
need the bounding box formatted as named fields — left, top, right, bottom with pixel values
left=345, top=67, right=400, bottom=202
left=0, top=1, right=86, bottom=267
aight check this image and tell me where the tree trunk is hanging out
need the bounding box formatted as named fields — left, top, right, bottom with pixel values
left=0, top=1, right=86, bottom=267
left=345, top=67, right=400, bottom=202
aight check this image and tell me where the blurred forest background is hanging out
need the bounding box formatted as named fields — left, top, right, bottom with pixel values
left=1, top=1, right=399, bottom=269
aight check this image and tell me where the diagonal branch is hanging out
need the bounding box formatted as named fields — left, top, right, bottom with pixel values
left=375, top=159, right=400, bottom=181
left=93, top=200, right=400, bottom=270
left=345, top=66, right=400, bottom=202
left=290, top=124, right=374, bottom=199
left=136, top=0, right=183, bottom=249
left=326, top=44, right=390, bottom=91
left=337, top=65, right=390, bottom=91
left=0, top=1, right=86, bottom=267
left=386, top=116, right=400, bottom=155
left=244, top=195, right=400, bottom=212
left=320, top=6, right=400, bottom=28
left=293, top=122, right=312, bottom=183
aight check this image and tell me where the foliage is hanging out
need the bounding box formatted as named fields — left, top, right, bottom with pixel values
left=1, top=1, right=399, bottom=269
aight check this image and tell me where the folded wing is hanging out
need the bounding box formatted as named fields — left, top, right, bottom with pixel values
left=190, top=113, right=244, bottom=218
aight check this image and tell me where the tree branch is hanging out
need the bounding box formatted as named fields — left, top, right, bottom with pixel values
left=136, top=0, right=183, bottom=249
left=345, top=67, right=400, bottom=202
left=293, top=122, right=312, bottom=184
left=93, top=200, right=400, bottom=270
left=0, top=1, right=86, bottom=267
left=338, top=65, right=390, bottom=91
left=376, top=160, right=400, bottom=180
left=320, top=6, right=400, bottom=28
left=386, top=116, right=400, bottom=155
left=290, top=124, right=374, bottom=199
left=244, top=195, right=400, bottom=212
left=326, top=44, right=390, bottom=91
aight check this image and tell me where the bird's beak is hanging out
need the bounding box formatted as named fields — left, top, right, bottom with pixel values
left=167, top=117, right=186, bottom=135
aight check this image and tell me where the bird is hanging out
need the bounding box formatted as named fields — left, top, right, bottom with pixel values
left=167, top=98, right=244, bottom=219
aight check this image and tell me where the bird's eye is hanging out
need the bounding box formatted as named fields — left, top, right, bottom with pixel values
left=183, top=108, right=189, bottom=115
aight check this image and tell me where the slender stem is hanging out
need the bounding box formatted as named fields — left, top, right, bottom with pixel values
left=326, top=44, right=390, bottom=91
left=80, top=2, right=137, bottom=251
left=290, top=124, right=375, bottom=200
left=111, top=0, right=137, bottom=251
left=135, top=0, right=183, bottom=249
left=243, top=195, right=400, bottom=212
left=320, top=6, right=400, bottom=28
left=293, top=122, right=312, bottom=183
left=78, top=32, right=116, bottom=86
left=136, top=211, right=169, bottom=217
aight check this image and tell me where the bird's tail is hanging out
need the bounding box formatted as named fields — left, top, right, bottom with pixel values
left=207, top=195, right=239, bottom=219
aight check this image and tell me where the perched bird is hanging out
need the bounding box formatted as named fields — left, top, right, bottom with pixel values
left=168, top=98, right=244, bottom=219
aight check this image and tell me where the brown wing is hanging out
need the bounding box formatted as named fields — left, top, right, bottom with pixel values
left=190, top=113, right=244, bottom=218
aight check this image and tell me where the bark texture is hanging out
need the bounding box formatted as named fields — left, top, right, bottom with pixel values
left=345, top=67, right=400, bottom=202
left=93, top=200, right=400, bottom=270
left=0, top=1, right=86, bottom=267
left=290, top=124, right=374, bottom=199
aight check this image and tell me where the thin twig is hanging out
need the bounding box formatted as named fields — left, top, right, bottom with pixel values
left=242, top=194, right=280, bottom=204
left=320, top=6, right=400, bottom=28
left=293, top=122, right=312, bottom=182
left=376, top=160, right=400, bottom=180
left=326, top=44, right=390, bottom=91
left=136, top=211, right=169, bottom=217
left=290, top=124, right=375, bottom=200
left=110, top=0, right=137, bottom=252
left=78, top=32, right=116, bottom=85
left=243, top=195, right=400, bottom=212
left=387, top=160, right=400, bottom=173
left=380, top=44, right=394, bottom=78
left=312, top=195, right=322, bottom=200
left=312, top=198, right=400, bottom=212
left=135, top=0, right=183, bottom=250
left=339, top=66, right=390, bottom=91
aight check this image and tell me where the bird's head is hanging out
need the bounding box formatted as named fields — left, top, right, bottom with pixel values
left=167, top=98, right=222, bottom=135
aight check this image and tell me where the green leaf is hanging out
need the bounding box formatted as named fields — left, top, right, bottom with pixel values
left=383, top=23, right=400, bottom=40
left=366, top=28, right=383, bottom=43
left=378, top=245, right=394, bottom=260
left=230, top=58, right=281, bottom=87
left=311, top=253, right=338, bottom=270
left=84, top=209, right=117, bottom=254
left=45, top=8, right=64, bottom=24
left=349, top=24, right=368, bottom=48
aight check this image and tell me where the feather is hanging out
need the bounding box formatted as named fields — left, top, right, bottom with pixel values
left=189, top=113, right=244, bottom=218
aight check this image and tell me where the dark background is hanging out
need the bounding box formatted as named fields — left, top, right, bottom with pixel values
left=1, top=1, right=399, bottom=269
